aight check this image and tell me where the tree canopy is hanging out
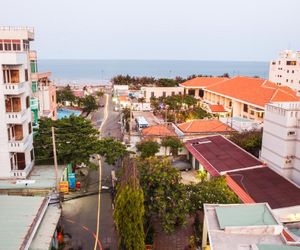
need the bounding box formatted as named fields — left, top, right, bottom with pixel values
left=229, top=129, right=262, bottom=157
left=136, top=140, right=160, bottom=159
left=56, top=86, right=76, bottom=105
left=161, top=136, right=183, bottom=156
left=79, top=95, right=98, bottom=115
left=34, top=116, right=126, bottom=166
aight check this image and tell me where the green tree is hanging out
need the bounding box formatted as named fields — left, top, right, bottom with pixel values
left=95, top=91, right=104, bottom=98
left=34, top=117, right=126, bottom=166
left=80, top=95, right=98, bottom=115
left=187, top=175, right=239, bottom=214
left=114, top=158, right=145, bottom=249
left=137, top=157, right=189, bottom=233
left=136, top=140, right=160, bottom=158
left=138, top=97, right=146, bottom=110
left=157, top=78, right=178, bottom=87
left=122, top=107, right=131, bottom=133
left=161, top=136, right=183, bottom=156
left=56, top=86, right=76, bottom=105
left=183, top=95, right=197, bottom=108
left=98, top=137, right=127, bottom=165
left=229, top=129, right=262, bottom=157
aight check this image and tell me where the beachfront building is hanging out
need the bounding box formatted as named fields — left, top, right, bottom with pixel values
left=261, top=102, right=300, bottom=186
left=141, top=86, right=184, bottom=102
left=0, top=26, right=35, bottom=178
left=180, top=76, right=299, bottom=127
left=269, top=50, right=300, bottom=92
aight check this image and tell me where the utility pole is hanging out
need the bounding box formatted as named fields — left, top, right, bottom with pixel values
left=52, top=126, right=59, bottom=193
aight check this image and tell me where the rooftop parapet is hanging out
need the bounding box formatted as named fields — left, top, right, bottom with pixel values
left=0, top=26, right=34, bottom=40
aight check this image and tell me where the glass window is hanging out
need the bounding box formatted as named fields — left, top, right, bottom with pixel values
left=25, top=69, right=28, bottom=81
left=0, top=40, right=3, bottom=51
left=4, top=40, right=12, bottom=51
left=243, top=104, right=248, bottom=113
left=26, top=96, right=30, bottom=109
left=12, top=40, right=21, bottom=51
left=28, top=122, right=32, bottom=134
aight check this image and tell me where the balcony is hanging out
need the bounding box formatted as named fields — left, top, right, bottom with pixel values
left=3, top=82, right=26, bottom=95
left=8, top=135, right=33, bottom=152
left=6, top=108, right=30, bottom=124
left=10, top=161, right=34, bottom=179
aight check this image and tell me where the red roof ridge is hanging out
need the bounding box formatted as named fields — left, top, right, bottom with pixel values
left=203, top=77, right=231, bottom=88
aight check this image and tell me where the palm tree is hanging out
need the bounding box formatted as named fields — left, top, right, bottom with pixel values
left=138, top=97, right=146, bottom=110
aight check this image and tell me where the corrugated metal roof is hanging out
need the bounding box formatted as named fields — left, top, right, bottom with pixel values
left=0, top=195, right=47, bottom=250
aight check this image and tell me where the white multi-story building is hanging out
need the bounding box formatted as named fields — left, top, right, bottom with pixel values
left=0, top=27, right=35, bottom=178
left=261, top=102, right=300, bottom=185
left=269, top=50, right=300, bottom=92
left=141, top=86, right=184, bottom=102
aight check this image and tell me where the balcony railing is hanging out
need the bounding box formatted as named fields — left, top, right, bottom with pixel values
left=3, top=82, right=26, bottom=95
left=10, top=161, right=34, bottom=179
left=6, top=108, right=29, bottom=124
left=8, top=135, right=32, bottom=152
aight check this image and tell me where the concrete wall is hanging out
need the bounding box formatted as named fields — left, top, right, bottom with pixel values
left=141, top=87, right=184, bottom=102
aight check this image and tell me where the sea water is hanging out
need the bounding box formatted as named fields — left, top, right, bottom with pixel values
left=38, top=59, right=269, bottom=85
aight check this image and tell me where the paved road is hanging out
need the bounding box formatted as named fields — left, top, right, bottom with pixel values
left=61, top=94, right=121, bottom=250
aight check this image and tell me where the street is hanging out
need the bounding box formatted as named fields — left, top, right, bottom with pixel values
left=61, top=93, right=121, bottom=250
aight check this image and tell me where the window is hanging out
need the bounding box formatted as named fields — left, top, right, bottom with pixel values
left=25, top=69, right=28, bottom=81
left=0, top=40, right=3, bottom=51
left=286, top=79, right=289, bottom=82
left=178, top=91, right=182, bottom=95
left=272, top=61, right=276, bottom=65
left=30, top=149, right=34, bottom=162
left=292, top=70, right=294, bottom=73
left=12, top=40, right=21, bottom=51
left=288, top=131, right=296, bottom=136
left=23, top=40, right=29, bottom=51
left=229, top=101, right=232, bottom=107
left=250, top=110, right=255, bottom=115
left=52, top=95, right=55, bottom=102
left=171, top=91, right=175, bottom=96
left=287, top=70, right=289, bottom=73
left=4, top=40, right=11, bottom=51
left=291, top=80, right=294, bottom=83
left=162, top=91, right=166, bottom=97
left=287, top=61, right=296, bottom=66
left=243, top=104, right=248, bottom=113
left=151, top=92, right=154, bottom=98
left=28, top=122, right=32, bottom=134
left=278, top=61, right=281, bottom=65
left=26, top=96, right=30, bottom=109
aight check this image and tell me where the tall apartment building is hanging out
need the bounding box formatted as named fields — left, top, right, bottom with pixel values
left=0, top=27, right=35, bottom=178
left=261, top=102, right=300, bottom=185
left=269, top=50, right=300, bottom=92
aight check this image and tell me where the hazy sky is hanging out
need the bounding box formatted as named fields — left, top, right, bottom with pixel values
left=1, top=0, right=299, bottom=61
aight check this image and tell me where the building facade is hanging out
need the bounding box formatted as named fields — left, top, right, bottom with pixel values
left=261, top=102, right=300, bottom=186
left=269, top=50, right=300, bottom=92
left=0, top=26, right=35, bottom=178
left=141, top=86, right=184, bottom=102
left=30, top=51, right=57, bottom=125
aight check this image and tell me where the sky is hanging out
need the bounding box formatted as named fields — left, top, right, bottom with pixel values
left=1, top=0, right=299, bottom=61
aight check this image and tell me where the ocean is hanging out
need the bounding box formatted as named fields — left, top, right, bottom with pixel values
left=38, top=59, right=269, bottom=85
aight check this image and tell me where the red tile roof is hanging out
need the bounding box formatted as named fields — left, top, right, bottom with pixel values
left=118, top=96, right=128, bottom=102
left=205, top=76, right=300, bottom=108
left=141, top=125, right=176, bottom=137
left=185, top=135, right=263, bottom=176
left=178, top=119, right=232, bottom=134
left=227, top=167, right=300, bottom=209
left=180, top=77, right=228, bottom=88
left=208, top=104, right=227, bottom=113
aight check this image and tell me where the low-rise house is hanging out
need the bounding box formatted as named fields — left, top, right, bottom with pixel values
left=202, top=203, right=291, bottom=250
left=141, top=86, right=184, bottom=102
left=185, top=135, right=263, bottom=176
left=141, top=124, right=178, bottom=155
left=174, top=119, right=233, bottom=140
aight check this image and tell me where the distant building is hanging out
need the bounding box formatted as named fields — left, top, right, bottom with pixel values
left=269, top=50, right=300, bottom=92
left=202, top=203, right=288, bottom=250
left=113, top=84, right=129, bottom=96
left=141, top=86, right=184, bottom=102
left=180, top=76, right=300, bottom=124
left=261, top=102, right=300, bottom=186
left=0, top=26, right=35, bottom=178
